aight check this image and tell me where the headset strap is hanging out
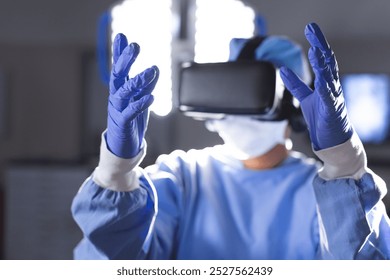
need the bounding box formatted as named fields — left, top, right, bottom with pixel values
left=236, top=36, right=267, bottom=60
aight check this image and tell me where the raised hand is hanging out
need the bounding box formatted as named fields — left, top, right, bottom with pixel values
left=280, top=23, right=353, bottom=150
left=106, top=33, right=159, bottom=158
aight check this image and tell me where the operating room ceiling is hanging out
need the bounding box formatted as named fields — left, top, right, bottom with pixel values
left=243, top=0, right=390, bottom=41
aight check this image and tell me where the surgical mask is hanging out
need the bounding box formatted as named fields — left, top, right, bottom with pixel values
left=206, top=116, right=288, bottom=160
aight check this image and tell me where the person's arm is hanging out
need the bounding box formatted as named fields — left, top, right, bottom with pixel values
left=71, top=33, right=168, bottom=259
left=281, top=22, right=390, bottom=259
left=72, top=133, right=185, bottom=260
left=313, top=133, right=390, bottom=259
left=71, top=135, right=157, bottom=259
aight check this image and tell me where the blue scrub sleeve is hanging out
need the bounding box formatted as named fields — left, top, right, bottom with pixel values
left=312, top=132, right=390, bottom=259
left=71, top=175, right=156, bottom=259
left=71, top=134, right=186, bottom=260
left=314, top=172, right=390, bottom=259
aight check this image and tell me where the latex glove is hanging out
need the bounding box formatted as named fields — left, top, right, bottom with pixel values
left=280, top=23, right=353, bottom=151
left=106, top=33, right=159, bottom=158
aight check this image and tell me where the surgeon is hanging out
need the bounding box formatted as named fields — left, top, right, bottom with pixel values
left=71, top=22, right=390, bottom=259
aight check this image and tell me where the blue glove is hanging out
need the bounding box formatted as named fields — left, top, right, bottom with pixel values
left=106, top=33, right=159, bottom=158
left=280, top=23, right=353, bottom=151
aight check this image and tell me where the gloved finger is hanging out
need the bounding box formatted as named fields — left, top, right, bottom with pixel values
left=110, top=43, right=140, bottom=94
left=116, top=66, right=159, bottom=100
left=280, top=66, right=312, bottom=102
left=308, top=47, right=336, bottom=109
left=305, top=22, right=339, bottom=81
left=112, top=43, right=140, bottom=78
left=308, top=47, right=337, bottom=93
left=122, top=95, right=154, bottom=122
left=133, top=66, right=160, bottom=100
left=112, top=33, right=128, bottom=64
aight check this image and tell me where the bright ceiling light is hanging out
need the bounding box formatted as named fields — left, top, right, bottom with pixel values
left=343, top=74, right=390, bottom=143
left=194, top=0, right=255, bottom=63
left=111, top=0, right=173, bottom=116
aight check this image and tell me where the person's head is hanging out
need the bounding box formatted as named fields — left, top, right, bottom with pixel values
left=206, top=35, right=311, bottom=160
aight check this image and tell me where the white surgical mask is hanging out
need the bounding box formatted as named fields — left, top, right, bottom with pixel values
left=206, top=116, right=288, bottom=160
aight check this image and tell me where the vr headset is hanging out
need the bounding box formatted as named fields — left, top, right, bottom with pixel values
left=176, top=36, right=307, bottom=132
left=178, top=61, right=285, bottom=120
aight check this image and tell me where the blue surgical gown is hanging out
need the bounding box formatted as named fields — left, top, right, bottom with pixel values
left=71, top=146, right=390, bottom=259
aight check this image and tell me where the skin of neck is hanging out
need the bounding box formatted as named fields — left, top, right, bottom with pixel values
left=242, top=143, right=289, bottom=170
left=241, top=126, right=291, bottom=170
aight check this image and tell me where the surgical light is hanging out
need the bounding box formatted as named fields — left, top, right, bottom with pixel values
left=194, top=0, right=255, bottom=63
left=111, top=0, right=173, bottom=117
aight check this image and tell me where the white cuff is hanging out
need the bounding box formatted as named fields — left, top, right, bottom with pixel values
left=314, top=132, right=368, bottom=180
left=92, top=132, right=146, bottom=192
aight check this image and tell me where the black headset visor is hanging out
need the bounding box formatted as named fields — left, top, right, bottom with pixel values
left=177, top=61, right=285, bottom=120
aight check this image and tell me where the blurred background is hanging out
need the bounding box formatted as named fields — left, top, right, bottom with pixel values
left=0, top=0, right=389, bottom=259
